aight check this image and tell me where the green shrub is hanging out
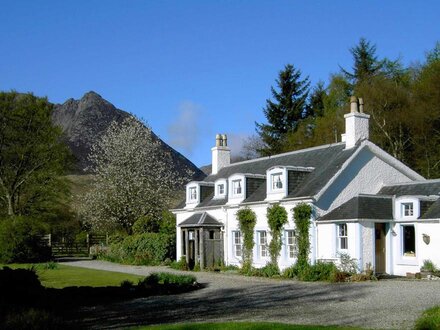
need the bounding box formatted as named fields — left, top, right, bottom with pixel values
left=283, top=261, right=338, bottom=282
left=3, top=308, right=61, bottom=330
left=267, top=204, right=288, bottom=266
left=236, top=208, right=257, bottom=270
left=169, top=256, right=188, bottom=271
left=140, top=272, right=196, bottom=287
left=100, top=232, right=174, bottom=265
left=337, top=252, right=359, bottom=274
left=415, top=306, right=440, bottom=330
left=120, top=280, right=134, bottom=289
left=293, top=204, right=312, bottom=268
left=421, top=259, right=437, bottom=272
left=0, top=216, right=51, bottom=263
left=254, top=263, right=280, bottom=277
left=43, top=262, right=58, bottom=270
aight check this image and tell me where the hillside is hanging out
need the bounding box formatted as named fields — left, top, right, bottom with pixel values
left=52, top=91, right=205, bottom=182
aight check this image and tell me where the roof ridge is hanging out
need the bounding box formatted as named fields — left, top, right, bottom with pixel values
left=358, top=193, right=393, bottom=199
left=220, top=142, right=345, bottom=169
left=382, top=179, right=440, bottom=187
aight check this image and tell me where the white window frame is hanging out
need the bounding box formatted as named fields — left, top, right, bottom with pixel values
left=271, top=172, right=283, bottom=191
left=285, top=230, right=296, bottom=259
left=232, top=231, right=242, bottom=258
left=258, top=230, right=268, bottom=258
left=218, top=183, right=225, bottom=195
left=232, top=179, right=242, bottom=196
left=189, top=186, right=197, bottom=201
left=401, top=202, right=414, bottom=217
left=337, top=223, right=348, bottom=250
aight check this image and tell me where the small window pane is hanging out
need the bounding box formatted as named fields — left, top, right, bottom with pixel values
left=338, top=224, right=348, bottom=250
left=218, top=184, right=225, bottom=195
left=233, top=180, right=242, bottom=195
left=286, top=230, right=296, bottom=258
left=402, top=203, right=414, bottom=217
left=189, top=187, right=197, bottom=200
left=272, top=173, right=283, bottom=190
left=233, top=231, right=242, bottom=257
left=259, top=231, right=267, bottom=257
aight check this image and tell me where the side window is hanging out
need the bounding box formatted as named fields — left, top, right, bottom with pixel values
left=285, top=230, right=296, bottom=258
left=218, top=184, right=225, bottom=195
left=232, top=231, right=242, bottom=257
left=402, top=225, right=415, bottom=257
left=337, top=224, right=348, bottom=250
left=258, top=231, right=268, bottom=258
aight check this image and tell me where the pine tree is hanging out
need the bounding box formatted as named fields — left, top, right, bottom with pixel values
left=256, top=64, right=310, bottom=156
left=341, top=38, right=383, bottom=84
left=305, top=81, right=327, bottom=118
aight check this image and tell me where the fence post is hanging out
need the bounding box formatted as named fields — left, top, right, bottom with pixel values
left=87, top=234, right=90, bottom=254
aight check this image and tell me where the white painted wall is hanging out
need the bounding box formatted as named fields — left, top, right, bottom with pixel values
left=390, top=221, right=440, bottom=276
left=316, top=221, right=363, bottom=270
left=316, top=148, right=412, bottom=216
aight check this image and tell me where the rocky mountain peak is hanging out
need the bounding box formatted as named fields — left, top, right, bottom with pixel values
left=52, top=92, right=205, bottom=182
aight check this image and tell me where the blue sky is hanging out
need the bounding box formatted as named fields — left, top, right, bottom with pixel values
left=1, top=1, right=439, bottom=167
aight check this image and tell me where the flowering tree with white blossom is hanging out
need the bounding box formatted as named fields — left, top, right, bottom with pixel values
left=80, top=116, right=188, bottom=233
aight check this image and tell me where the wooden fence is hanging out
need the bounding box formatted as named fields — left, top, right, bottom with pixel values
left=40, top=233, right=108, bottom=257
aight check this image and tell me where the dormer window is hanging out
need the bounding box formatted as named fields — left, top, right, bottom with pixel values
left=271, top=173, right=283, bottom=190
left=402, top=202, right=414, bottom=217
left=189, top=187, right=197, bottom=201
left=232, top=179, right=242, bottom=195
left=218, top=184, right=225, bottom=195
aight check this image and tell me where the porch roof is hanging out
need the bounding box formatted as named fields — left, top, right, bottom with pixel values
left=179, top=212, right=223, bottom=228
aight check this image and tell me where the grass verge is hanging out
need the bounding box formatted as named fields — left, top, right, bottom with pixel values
left=415, top=305, right=440, bottom=330
left=1, top=263, right=144, bottom=288
left=141, top=322, right=362, bottom=330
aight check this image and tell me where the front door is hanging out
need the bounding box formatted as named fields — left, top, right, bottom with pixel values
left=375, top=223, right=386, bottom=274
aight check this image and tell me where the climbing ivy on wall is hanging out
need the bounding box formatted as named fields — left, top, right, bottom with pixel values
left=267, top=203, right=288, bottom=267
left=293, top=203, right=312, bottom=268
left=236, top=207, right=257, bottom=272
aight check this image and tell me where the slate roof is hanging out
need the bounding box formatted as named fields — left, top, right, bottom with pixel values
left=379, top=180, right=440, bottom=196
left=175, top=143, right=358, bottom=209
left=178, top=212, right=223, bottom=227
left=175, top=141, right=378, bottom=211
left=318, top=195, right=393, bottom=221
left=421, top=199, right=440, bottom=219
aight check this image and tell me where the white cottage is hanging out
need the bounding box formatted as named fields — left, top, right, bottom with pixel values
left=172, top=97, right=440, bottom=276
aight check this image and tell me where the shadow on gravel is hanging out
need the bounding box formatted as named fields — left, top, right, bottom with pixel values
left=73, top=280, right=371, bottom=329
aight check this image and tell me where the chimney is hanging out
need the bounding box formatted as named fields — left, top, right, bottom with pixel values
left=211, top=134, right=230, bottom=175
left=343, top=96, right=370, bottom=149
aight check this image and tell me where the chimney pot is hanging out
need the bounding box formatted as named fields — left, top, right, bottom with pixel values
left=350, top=96, right=359, bottom=113
left=215, top=134, right=221, bottom=147
left=358, top=98, right=364, bottom=113
left=222, top=134, right=227, bottom=146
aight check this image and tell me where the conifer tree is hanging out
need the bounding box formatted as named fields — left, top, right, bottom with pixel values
left=341, top=38, right=383, bottom=84
left=256, top=64, right=310, bottom=156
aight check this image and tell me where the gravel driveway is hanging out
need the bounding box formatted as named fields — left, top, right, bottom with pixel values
left=61, top=260, right=440, bottom=329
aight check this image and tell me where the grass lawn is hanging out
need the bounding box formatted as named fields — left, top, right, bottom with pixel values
left=1, top=263, right=144, bottom=288
left=141, top=322, right=362, bottom=330
left=415, top=305, right=440, bottom=330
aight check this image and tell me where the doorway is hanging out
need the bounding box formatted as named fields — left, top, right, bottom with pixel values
left=375, top=223, right=386, bottom=274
